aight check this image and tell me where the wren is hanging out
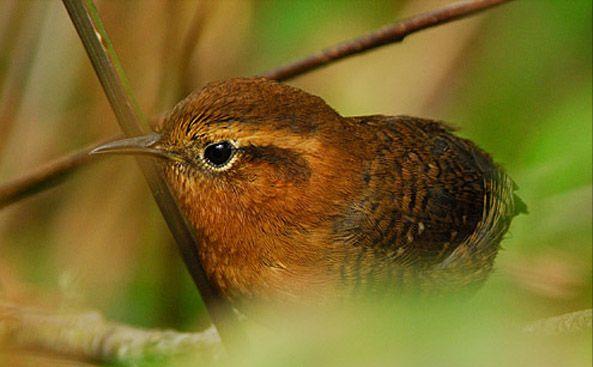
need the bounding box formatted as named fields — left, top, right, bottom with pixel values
left=93, top=78, right=525, bottom=309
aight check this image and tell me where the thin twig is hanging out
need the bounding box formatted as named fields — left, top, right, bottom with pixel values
left=261, top=0, right=515, bottom=81
left=61, top=0, right=239, bottom=347
left=0, top=138, right=118, bottom=209
left=523, top=309, right=592, bottom=336
left=0, top=302, right=222, bottom=364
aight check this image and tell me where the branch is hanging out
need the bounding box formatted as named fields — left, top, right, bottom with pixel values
left=0, top=302, right=222, bottom=364
left=0, top=137, right=118, bottom=209
left=261, top=0, right=514, bottom=81
left=61, top=0, right=239, bottom=347
left=0, top=116, right=164, bottom=209
left=523, top=309, right=592, bottom=336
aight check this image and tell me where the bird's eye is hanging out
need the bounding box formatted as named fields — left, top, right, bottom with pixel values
left=203, top=141, right=235, bottom=168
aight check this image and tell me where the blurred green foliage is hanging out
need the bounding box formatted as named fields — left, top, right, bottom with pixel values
left=0, top=0, right=590, bottom=366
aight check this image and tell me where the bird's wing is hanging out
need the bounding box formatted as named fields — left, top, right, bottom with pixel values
left=334, top=115, right=524, bottom=274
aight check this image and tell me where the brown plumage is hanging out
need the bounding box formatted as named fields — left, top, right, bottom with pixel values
left=94, top=77, right=526, bottom=310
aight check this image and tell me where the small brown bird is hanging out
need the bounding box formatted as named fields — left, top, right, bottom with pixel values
left=93, top=78, right=525, bottom=309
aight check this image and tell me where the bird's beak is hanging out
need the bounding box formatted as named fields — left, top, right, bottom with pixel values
left=90, top=132, right=179, bottom=162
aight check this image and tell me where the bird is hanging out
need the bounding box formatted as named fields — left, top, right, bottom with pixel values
left=92, top=77, right=526, bottom=310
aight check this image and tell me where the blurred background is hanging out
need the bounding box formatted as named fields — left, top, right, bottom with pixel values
left=0, top=0, right=590, bottom=366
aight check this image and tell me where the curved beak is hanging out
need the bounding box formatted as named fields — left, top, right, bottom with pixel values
left=90, top=132, right=179, bottom=161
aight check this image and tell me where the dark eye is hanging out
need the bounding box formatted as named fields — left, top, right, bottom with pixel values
left=203, top=141, right=235, bottom=168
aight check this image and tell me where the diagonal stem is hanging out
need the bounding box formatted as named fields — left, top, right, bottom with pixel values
left=61, top=0, right=239, bottom=347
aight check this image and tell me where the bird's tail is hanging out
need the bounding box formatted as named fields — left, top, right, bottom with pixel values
left=431, top=167, right=526, bottom=291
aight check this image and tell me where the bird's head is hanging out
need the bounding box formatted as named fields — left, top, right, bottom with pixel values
left=92, top=78, right=364, bottom=239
